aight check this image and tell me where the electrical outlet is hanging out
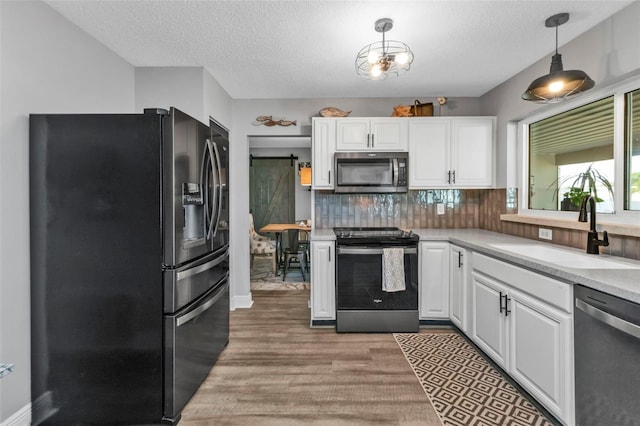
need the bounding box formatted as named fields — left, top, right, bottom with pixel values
left=437, top=203, right=445, bottom=215
left=538, top=228, right=553, bottom=240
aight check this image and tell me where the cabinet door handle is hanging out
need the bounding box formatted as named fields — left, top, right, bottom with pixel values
left=371, top=134, right=374, bottom=148
left=452, top=170, right=456, bottom=184
left=367, top=133, right=370, bottom=148
left=505, top=295, right=512, bottom=317
left=447, top=170, right=452, bottom=184
left=458, top=252, right=463, bottom=268
left=328, top=170, right=331, bottom=184
left=499, top=291, right=504, bottom=314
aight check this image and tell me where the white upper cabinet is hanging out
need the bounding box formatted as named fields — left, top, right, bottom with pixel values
left=408, top=119, right=450, bottom=188
left=336, top=118, right=408, bottom=151
left=312, top=118, right=336, bottom=189
left=450, top=118, right=495, bottom=187
left=409, top=117, right=495, bottom=189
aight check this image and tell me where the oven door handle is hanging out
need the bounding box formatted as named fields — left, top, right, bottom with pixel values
left=336, top=247, right=417, bottom=255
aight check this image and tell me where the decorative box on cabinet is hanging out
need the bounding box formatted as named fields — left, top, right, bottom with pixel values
left=408, top=117, right=495, bottom=188
left=470, top=253, right=574, bottom=425
left=310, top=241, right=335, bottom=325
left=419, top=242, right=450, bottom=320
left=311, top=118, right=336, bottom=189
left=336, top=118, right=408, bottom=151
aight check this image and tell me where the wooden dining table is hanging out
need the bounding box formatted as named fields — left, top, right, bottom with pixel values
left=259, top=223, right=311, bottom=276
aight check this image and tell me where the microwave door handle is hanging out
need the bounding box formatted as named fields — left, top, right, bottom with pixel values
left=206, top=139, right=217, bottom=240
left=211, top=141, right=223, bottom=239
left=392, top=158, right=399, bottom=187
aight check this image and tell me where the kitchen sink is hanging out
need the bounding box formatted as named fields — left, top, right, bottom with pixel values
left=488, top=243, right=640, bottom=269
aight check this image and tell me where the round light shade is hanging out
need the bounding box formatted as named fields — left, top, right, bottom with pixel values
left=522, top=69, right=595, bottom=103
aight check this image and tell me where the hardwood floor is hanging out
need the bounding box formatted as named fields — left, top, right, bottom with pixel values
left=179, top=290, right=442, bottom=425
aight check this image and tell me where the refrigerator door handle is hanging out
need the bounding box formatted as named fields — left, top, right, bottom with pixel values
left=176, top=274, right=229, bottom=327
left=211, top=141, right=223, bottom=239
left=199, top=141, right=211, bottom=238
left=205, top=139, right=217, bottom=240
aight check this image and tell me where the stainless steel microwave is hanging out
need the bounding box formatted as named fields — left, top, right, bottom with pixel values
left=334, top=152, right=408, bottom=193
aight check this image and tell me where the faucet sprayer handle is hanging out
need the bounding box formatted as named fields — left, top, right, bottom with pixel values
left=602, top=230, right=609, bottom=247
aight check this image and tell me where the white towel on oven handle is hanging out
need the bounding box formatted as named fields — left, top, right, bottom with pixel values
left=382, top=247, right=405, bottom=292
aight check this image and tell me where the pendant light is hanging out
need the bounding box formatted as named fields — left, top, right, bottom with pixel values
left=522, top=13, right=595, bottom=103
left=355, top=18, right=414, bottom=80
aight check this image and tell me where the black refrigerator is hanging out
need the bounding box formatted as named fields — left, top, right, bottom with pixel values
left=29, top=107, right=230, bottom=424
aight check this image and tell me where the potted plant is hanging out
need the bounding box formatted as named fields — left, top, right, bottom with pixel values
left=551, top=164, right=614, bottom=211
left=560, top=187, right=591, bottom=211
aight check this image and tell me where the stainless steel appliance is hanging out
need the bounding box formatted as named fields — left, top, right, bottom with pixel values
left=574, top=285, right=640, bottom=425
left=334, top=152, right=408, bottom=193
left=335, top=227, right=419, bottom=332
left=29, top=108, right=230, bottom=425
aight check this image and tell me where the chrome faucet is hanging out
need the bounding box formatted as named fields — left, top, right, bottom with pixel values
left=578, top=195, right=609, bottom=254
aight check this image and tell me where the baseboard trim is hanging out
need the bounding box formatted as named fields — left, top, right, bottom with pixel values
left=1, top=402, right=31, bottom=426
left=231, top=294, right=254, bottom=310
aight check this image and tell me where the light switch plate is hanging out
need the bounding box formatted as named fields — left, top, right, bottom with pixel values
left=538, top=228, right=553, bottom=240
left=437, top=203, right=445, bottom=215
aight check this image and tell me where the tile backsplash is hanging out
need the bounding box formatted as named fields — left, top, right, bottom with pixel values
left=314, top=188, right=640, bottom=260
left=314, top=189, right=510, bottom=230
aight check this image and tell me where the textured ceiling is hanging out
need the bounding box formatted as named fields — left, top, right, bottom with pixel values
left=45, top=0, right=634, bottom=99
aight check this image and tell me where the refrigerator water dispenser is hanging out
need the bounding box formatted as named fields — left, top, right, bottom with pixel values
left=183, top=182, right=204, bottom=245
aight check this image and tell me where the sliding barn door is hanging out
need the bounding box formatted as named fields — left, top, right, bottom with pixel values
left=250, top=158, right=295, bottom=232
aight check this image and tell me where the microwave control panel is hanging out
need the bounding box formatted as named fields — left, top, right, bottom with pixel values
left=398, top=161, right=407, bottom=186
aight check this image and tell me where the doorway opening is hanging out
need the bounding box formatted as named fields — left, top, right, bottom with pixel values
left=248, top=136, right=311, bottom=289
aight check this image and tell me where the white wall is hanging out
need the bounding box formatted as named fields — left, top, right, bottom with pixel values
left=480, top=1, right=640, bottom=188
left=135, top=67, right=207, bottom=122
left=135, top=67, right=232, bottom=129
left=0, top=1, right=136, bottom=423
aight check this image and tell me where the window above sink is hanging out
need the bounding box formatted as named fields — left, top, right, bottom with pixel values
left=518, top=73, right=640, bottom=228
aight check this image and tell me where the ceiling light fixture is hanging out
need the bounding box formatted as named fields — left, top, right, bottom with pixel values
left=355, top=18, right=414, bottom=80
left=522, top=13, right=595, bottom=103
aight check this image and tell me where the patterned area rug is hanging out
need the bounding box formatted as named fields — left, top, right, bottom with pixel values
left=250, top=256, right=310, bottom=290
left=394, top=332, right=554, bottom=426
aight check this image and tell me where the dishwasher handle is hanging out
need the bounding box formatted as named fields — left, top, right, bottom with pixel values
left=576, top=298, right=640, bottom=340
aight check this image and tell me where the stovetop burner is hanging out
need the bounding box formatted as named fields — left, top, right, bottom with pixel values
left=334, top=227, right=418, bottom=245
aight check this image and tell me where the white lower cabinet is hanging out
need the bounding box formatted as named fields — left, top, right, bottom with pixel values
left=471, top=253, right=574, bottom=425
left=509, top=288, right=573, bottom=425
left=310, top=241, right=335, bottom=323
left=419, top=242, right=450, bottom=319
left=449, top=245, right=468, bottom=332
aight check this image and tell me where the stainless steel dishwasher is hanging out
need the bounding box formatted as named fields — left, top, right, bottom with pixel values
left=574, top=285, right=640, bottom=426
